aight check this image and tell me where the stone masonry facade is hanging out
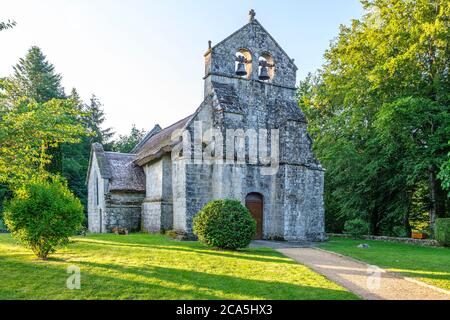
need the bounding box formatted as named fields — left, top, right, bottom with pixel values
left=87, top=11, right=325, bottom=241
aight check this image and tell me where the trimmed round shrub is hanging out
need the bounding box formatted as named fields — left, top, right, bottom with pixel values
left=193, top=199, right=256, bottom=250
left=3, top=179, right=84, bottom=259
left=435, top=218, right=450, bottom=247
left=344, top=218, right=369, bottom=239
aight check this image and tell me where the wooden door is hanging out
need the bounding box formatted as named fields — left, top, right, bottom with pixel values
left=245, top=193, right=263, bottom=240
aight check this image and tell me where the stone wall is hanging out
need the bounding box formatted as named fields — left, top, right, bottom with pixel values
left=174, top=161, right=325, bottom=241
left=328, top=233, right=441, bottom=247
left=87, top=153, right=108, bottom=233
left=104, top=191, right=145, bottom=232
left=142, top=155, right=173, bottom=232
left=281, top=165, right=325, bottom=241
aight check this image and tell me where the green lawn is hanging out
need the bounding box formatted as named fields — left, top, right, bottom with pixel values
left=0, top=233, right=356, bottom=300
left=320, top=237, right=450, bottom=291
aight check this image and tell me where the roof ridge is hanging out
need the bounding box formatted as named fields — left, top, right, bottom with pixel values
left=130, top=124, right=162, bottom=154
left=105, top=151, right=136, bottom=156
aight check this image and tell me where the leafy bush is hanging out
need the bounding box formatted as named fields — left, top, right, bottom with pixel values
left=193, top=199, right=256, bottom=250
left=392, top=226, right=408, bottom=238
left=344, top=218, right=369, bottom=239
left=0, top=218, right=7, bottom=232
left=435, top=218, right=450, bottom=247
left=3, top=179, right=84, bottom=259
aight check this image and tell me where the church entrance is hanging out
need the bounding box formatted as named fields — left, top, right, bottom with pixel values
left=245, top=193, right=264, bottom=240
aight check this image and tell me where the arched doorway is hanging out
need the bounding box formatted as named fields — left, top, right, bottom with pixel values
left=245, top=193, right=264, bottom=240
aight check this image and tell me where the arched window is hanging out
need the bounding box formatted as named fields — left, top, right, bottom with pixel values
left=94, top=173, right=99, bottom=207
left=258, top=52, right=275, bottom=81
left=235, top=49, right=252, bottom=79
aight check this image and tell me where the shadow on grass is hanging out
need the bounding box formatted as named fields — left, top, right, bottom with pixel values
left=73, top=237, right=296, bottom=265
left=71, top=259, right=356, bottom=300
left=0, top=256, right=221, bottom=300
left=0, top=255, right=356, bottom=300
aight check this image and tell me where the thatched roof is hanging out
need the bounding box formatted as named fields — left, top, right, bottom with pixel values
left=134, top=115, right=192, bottom=166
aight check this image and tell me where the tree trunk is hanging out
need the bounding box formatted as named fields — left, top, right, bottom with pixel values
left=369, top=210, right=380, bottom=235
left=403, top=191, right=412, bottom=238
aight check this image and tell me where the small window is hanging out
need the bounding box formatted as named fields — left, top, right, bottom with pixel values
left=235, top=49, right=252, bottom=79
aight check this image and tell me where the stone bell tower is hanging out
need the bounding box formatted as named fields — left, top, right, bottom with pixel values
left=170, top=10, right=326, bottom=241
left=203, top=9, right=298, bottom=97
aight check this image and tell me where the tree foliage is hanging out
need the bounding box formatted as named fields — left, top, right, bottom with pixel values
left=112, top=124, right=146, bottom=153
left=438, top=144, right=450, bottom=196
left=0, top=20, right=16, bottom=31
left=434, top=218, right=450, bottom=246
left=84, top=94, right=114, bottom=148
left=4, top=46, right=67, bottom=175
left=0, top=47, right=113, bottom=213
left=344, top=218, right=370, bottom=239
left=6, top=46, right=65, bottom=103
left=299, top=0, right=450, bottom=236
left=60, top=88, right=92, bottom=209
left=0, top=95, right=86, bottom=187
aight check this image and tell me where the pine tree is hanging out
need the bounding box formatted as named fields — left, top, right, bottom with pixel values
left=84, top=94, right=114, bottom=149
left=9, top=46, right=65, bottom=103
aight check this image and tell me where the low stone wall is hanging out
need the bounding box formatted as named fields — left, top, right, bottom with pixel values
left=105, top=191, right=145, bottom=233
left=327, top=233, right=440, bottom=247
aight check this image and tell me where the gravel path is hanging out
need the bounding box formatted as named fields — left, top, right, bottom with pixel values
left=252, top=241, right=450, bottom=300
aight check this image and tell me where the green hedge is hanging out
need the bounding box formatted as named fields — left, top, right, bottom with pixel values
left=435, top=218, right=450, bottom=247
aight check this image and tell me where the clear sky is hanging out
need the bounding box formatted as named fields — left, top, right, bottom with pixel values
left=1, top=0, right=364, bottom=137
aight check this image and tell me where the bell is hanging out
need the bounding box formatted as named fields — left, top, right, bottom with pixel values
left=235, top=62, right=247, bottom=77
left=259, top=65, right=270, bottom=81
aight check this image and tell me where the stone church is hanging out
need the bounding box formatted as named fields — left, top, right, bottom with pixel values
left=87, top=11, right=325, bottom=241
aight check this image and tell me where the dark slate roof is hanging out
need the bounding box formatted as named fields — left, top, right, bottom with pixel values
left=130, top=124, right=162, bottom=154
left=134, top=115, right=192, bottom=166
left=211, top=82, right=243, bottom=114
left=104, top=152, right=145, bottom=192
left=90, top=143, right=111, bottom=179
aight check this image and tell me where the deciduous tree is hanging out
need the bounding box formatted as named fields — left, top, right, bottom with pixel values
left=299, top=0, right=450, bottom=235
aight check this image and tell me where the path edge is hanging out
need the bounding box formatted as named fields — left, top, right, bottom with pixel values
left=313, top=247, right=450, bottom=297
